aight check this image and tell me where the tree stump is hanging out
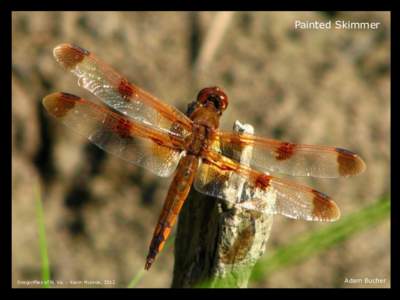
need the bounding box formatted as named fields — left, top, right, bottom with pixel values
left=172, top=121, right=274, bottom=288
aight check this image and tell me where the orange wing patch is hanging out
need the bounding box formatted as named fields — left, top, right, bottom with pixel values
left=43, top=92, right=184, bottom=177
left=336, top=147, right=366, bottom=177
left=52, top=43, right=193, bottom=136
left=275, top=142, right=296, bottom=161
left=43, top=92, right=77, bottom=118
left=196, top=150, right=340, bottom=222
left=217, top=131, right=366, bottom=178
left=53, top=44, right=89, bottom=69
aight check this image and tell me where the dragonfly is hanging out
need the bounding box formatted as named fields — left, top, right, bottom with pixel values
left=43, top=43, right=366, bottom=270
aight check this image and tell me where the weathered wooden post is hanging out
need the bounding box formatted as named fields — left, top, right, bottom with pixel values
left=172, top=121, right=275, bottom=288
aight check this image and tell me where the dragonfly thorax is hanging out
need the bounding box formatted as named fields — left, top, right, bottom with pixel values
left=184, top=123, right=216, bottom=156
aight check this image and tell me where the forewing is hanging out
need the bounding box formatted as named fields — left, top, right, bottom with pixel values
left=217, top=131, right=366, bottom=178
left=52, top=43, right=193, bottom=139
left=43, top=92, right=184, bottom=177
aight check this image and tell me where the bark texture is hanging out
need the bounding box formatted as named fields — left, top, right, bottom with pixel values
left=172, top=121, right=274, bottom=288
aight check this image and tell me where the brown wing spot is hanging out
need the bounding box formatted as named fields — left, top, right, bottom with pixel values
left=115, top=118, right=132, bottom=139
left=42, top=92, right=78, bottom=118
left=312, top=190, right=340, bottom=221
left=118, top=78, right=135, bottom=99
left=336, top=147, right=366, bottom=176
left=255, top=174, right=271, bottom=189
left=53, top=43, right=89, bottom=69
left=105, top=116, right=132, bottom=139
left=275, top=142, right=296, bottom=161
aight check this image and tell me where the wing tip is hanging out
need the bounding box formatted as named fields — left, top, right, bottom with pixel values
left=53, top=43, right=89, bottom=69
left=336, top=148, right=367, bottom=177
left=312, top=190, right=341, bottom=222
left=43, top=92, right=80, bottom=118
left=326, top=200, right=341, bottom=222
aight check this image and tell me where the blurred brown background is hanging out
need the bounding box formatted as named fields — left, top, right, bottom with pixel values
left=12, top=11, right=390, bottom=288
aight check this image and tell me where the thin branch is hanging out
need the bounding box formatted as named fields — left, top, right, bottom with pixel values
left=193, top=12, right=235, bottom=75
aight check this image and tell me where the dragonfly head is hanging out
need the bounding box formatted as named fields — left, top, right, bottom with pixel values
left=196, top=87, right=228, bottom=115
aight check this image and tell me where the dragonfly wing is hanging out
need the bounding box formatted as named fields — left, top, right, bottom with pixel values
left=43, top=92, right=184, bottom=177
left=194, top=151, right=340, bottom=222
left=217, top=131, right=366, bottom=178
left=52, top=43, right=193, bottom=139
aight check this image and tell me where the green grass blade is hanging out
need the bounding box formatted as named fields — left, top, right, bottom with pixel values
left=34, top=183, right=51, bottom=288
left=126, top=196, right=389, bottom=287
left=127, top=269, right=145, bottom=288
left=250, top=196, right=390, bottom=284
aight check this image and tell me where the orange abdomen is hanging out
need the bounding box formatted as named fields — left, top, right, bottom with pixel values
left=145, top=155, right=199, bottom=270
